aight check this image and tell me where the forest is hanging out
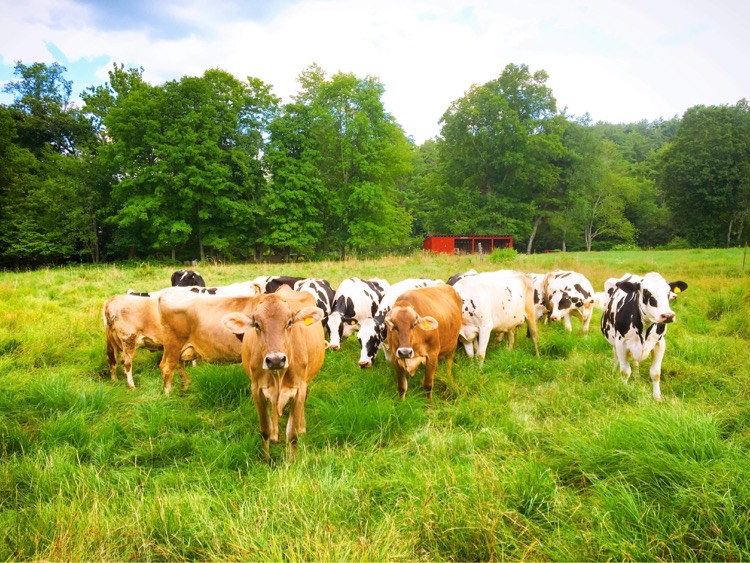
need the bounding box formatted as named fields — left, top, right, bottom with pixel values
left=1, top=60, right=748, bottom=267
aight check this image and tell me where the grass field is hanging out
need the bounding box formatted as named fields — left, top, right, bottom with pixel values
left=1, top=249, right=749, bottom=561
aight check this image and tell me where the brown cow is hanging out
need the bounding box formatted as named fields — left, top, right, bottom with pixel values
left=157, top=292, right=261, bottom=394
left=222, top=289, right=326, bottom=460
left=384, top=284, right=463, bottom=400
left=103, top=294, right=163, bottom=388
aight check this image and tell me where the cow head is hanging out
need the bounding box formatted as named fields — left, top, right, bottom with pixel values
left=384, top=305, right=438, bottom=370
left=549, top=290, right=582, bottom=321
left=222, top=295, right=324, bottom=372
left=357, top=317, right=386, bottom=368
left=616, top=272, right=688, bottom=324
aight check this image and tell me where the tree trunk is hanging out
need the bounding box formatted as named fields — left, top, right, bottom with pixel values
left=171, top=247, right=176, bottom=261
left=341, top=245, right=347, bottom=261
left=727, top=218, right=734, bottom=248
left=199, top=236, right=205, bottom=263
left=526, top=216, right=542, bottom=255
left=128, top=246, right=136, bottom=260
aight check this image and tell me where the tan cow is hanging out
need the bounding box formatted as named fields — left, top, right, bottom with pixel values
left=384, top=284, right=463, bottom=400
left=103, top=294, right=164, bottom=389
left=157, top=292, right=260, bottom=394
left=222, top=288, right=326, bottom=460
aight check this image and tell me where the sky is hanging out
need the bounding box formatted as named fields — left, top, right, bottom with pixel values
left=1, top=0, right=748, bottom=143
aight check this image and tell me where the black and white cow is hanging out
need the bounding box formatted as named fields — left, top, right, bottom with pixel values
left=534, top=270, right=596, bottom=334
left=600, top=272, right=688, bottom=401
left=447, top=269, right=478, bottom=286
left=357, top=278, right=444, bottom=368
left=171, top=270, right=206, bottom=287
left=294, top=278, right=336, bottom=332
left=452, top=270, right=539, bottom=364
left=327, top=277, right=390, bottom=350
left=252, top=275, right=306, bottom=294
left=128, top=281, right=260, bottom=298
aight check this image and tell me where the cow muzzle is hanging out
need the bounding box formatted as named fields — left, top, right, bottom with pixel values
left=264, top=353, right=288, bottom=370
left=358, top=360, right=372, bottom=369
left=397, top=347, right=414, bottom=359
left=661, top=312, right=675, bottom=323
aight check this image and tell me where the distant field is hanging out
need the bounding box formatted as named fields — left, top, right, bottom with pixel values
left=1, top=249, right=749, bottom=561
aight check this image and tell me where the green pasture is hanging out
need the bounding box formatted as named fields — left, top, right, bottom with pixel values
left=0, top=249, right=749, bottom=561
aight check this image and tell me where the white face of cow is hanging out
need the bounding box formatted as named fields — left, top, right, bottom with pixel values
left=357, top=317, right=381, bottom=368
left=619, top=273, right=687, bottom=324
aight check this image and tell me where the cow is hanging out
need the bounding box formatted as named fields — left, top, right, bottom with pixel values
left=600, top=272, right=688, bottom=401
left=293, top=278, right=336, bottom=332
left=447, top=269, right=478, bottom=286
left=222, top=288, right=326, bottom=460
left=357, top=278, right=445, bottom=368
left=384, top=284, right=463, bottom=400
left=452, top=271, right=539, bottom=364
left=327, top=277, right=390, bottom=350
left=157, top=292, right=262, bottom=394
left=536, top=270, right=596, bottom=334
left=103, top=294, right=163, bottom=389
left=171, top=269, right=206, bottom=287
left=252, top=275, right=305, bottom=294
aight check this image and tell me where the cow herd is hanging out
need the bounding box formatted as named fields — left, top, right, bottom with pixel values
left=102, top=267, right=688, bottom=459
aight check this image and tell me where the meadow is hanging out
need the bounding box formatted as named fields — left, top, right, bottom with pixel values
left=0, top=249, right=749, bottom=561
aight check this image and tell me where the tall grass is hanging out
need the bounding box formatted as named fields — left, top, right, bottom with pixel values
left=0, top=248, right=748, bottom=560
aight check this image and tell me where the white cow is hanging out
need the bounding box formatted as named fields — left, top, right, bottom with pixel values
left=452, top=271, right=539, bottom=365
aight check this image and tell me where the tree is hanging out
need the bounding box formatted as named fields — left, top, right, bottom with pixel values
left=436, top=63, right=568, bottom=253
left=659, top=102, right=750, bottom=247
left=100, top=68, right=279, bottom=260
left=289, top=66, right=413, bottom=258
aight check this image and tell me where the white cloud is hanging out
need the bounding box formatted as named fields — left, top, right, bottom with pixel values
left=2, top=0, right=749, bottom=142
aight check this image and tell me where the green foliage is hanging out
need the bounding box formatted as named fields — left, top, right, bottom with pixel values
left=659, top=101, right=750, bottom=247
left=488, top=247, right=518, bottom=264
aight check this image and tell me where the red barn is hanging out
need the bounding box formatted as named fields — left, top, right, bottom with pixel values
left=423, top=235, right=513, bottom=255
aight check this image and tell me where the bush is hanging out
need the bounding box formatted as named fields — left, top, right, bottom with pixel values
left=488, top=247, right=518, bottom=264
left=657, top=236, right=691, bottom=250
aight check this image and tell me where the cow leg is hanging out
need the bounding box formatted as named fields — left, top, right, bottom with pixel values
left=159, top=354, right=177, bottom=395
left=462, top=338, right=475, bottom=358
left=475, top=323, right=493, bottom=366
left=286, top=386, right=307, bottom=462
left=122, top=346, right=136, bottom=389
left=177, top=362, right=191, bottom=391
left=563, top=313, right=573, bottom=332
left=106, top=338, right=119, bottom=381
left=615, top=342, right=632, bottom=383
left=649, top=339, right=666, bottom=402
left=581, top=307, right=593, bottom=335
left=395, top=365, right=408, bottom=400
left=422, top=356, right=438, bottom=400
left=506, top=330, right=515, bottom=350
left=252, top=382, right=273, bottom=460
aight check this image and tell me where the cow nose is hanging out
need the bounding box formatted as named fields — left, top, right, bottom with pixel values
left=328, top=344, right=340, bottom=351
left=358, top=360, right=371, bottom=369
left=397, top=347, right=414, bottom=359
left=550, top=315, right=559, bottom=322
left=661, top=312, right=675, bottom=323
left=264, top=353, right=287, bottom=370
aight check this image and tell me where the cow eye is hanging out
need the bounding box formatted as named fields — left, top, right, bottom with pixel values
left=287, top=319, right=293, bottom=328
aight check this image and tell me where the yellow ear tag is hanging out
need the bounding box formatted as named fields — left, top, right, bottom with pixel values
left=673, top=287, right=681, bottom=294
left=422, top=322, right=431, bottom=330
left=304, top=317, right=314, bottom=326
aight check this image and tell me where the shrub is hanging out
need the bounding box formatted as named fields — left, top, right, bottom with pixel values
left=488, top=247, right=518, bottom=264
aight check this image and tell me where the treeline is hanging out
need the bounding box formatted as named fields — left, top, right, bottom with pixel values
left=1, top=61, right=748, bottom=267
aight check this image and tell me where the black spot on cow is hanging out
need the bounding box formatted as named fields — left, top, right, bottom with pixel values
left=642, top=288, right=657, bottom=308
left=190, top=288, right=200, bottom=293
left=447, top=272, right=464, bottom=286
left=558, top=293, right=572, bottom=311
left=534, top=288, right=541, bottom=305
left=558, top=272, right=571, bottom=278
left=130, top=292, right=151, bottom=297
left=264, top=276, right=305, bottom=294
left=573, top=283, right=591, bottom=299
left=363, top=279, right=387, bottom=299
left=207, top=288, right=218, bottom=295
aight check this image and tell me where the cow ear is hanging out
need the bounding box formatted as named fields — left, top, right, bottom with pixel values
left=384, top=312, right=394, bottom=330
left=294, top=306, right=324, bottom=326
left=616, top=281, right=640, bottom=293
left=418, top=316, right=439, bottom=331
left=669, top=281, right=688, bottom=294
left=222, top=312, right=253, bottom=334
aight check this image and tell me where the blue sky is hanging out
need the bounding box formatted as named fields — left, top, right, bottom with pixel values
left=1, top=0, right=748, bottom=143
